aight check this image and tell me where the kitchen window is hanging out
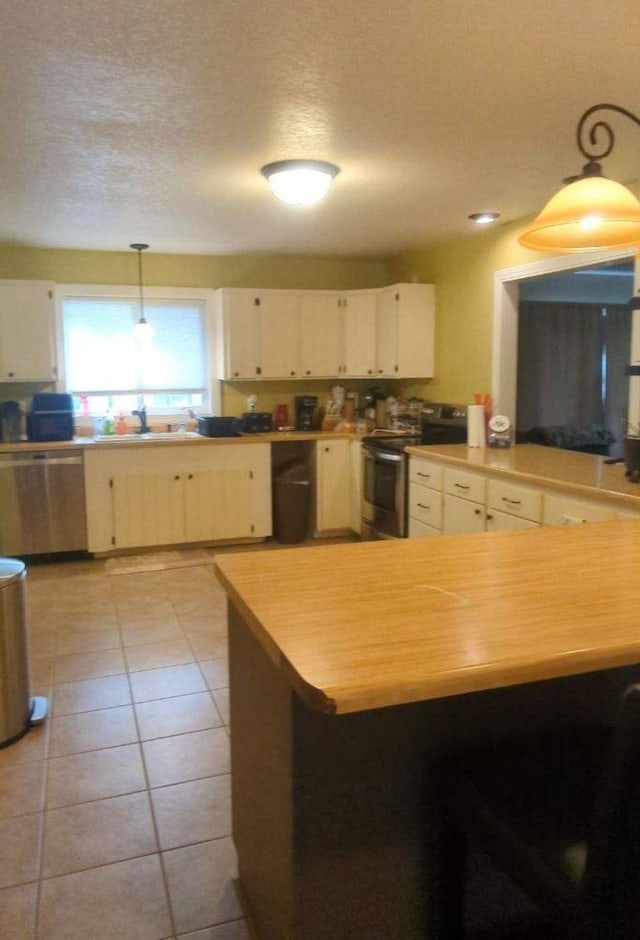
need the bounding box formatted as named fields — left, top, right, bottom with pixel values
left=60, top=287, right=213, bottom=415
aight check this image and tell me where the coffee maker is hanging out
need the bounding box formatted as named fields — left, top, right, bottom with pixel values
left=294, top=395, right=318, bottom=431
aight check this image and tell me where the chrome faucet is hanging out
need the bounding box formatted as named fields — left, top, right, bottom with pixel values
left=132, top=404, right=150, bottom=434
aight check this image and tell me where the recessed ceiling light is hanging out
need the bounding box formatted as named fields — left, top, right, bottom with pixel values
left=261, top=160, right=340, bottom=206
left=468, top=212, right=500, bottom=225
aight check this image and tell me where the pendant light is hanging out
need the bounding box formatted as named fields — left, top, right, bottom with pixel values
left=519, top=104, right=640, bottom=252
left=131, top=243, right=154, bottom=339
left=261, top=160, right=340, bottom=206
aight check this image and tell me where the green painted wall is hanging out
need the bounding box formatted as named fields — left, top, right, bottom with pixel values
left=0, top=219, right=552, bottom=415
left=0, top=244, right=390, bottom=290
left=387, top=216, right=549, bottom=404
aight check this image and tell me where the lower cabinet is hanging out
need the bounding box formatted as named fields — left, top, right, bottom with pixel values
left=315, top=439, right=353, bottom=534
left=84, top=444, right=272, bottom=553
left=443, top=467, right=486, bottom=535
left=543, top=493, right=615, bottom=526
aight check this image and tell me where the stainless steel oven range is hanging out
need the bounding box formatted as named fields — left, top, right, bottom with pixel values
left=361, top=403, right=467, bottom=539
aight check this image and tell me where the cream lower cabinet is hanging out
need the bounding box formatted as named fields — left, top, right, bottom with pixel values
left=408, top=456, right=443, bottom=537
left=543, top=493, right=615, bottom=526
left=443, top=467, right=486, bottom=534
left=84, top=444, right=271, bottom=553
left=315, top=439, right=353, bottom=534
left=486, top=478, right=542, bottom=531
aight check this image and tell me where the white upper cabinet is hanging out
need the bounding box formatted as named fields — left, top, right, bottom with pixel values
left=216, top=289, right=262, bottom=379
left=343, top=292, right=377, bottom=377
left=259, top=292, right=301, bottom=378
left=216, top=283, right=435, bottom=381
left=299, top=293, right=343, bottom=378
left=376, top=283, right=435, bottom=378
left=0, top=280, right=56, bottom=382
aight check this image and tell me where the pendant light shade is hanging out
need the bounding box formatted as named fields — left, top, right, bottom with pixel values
left=519, top=172, right=640, bottom=252
left=519, top=103, right=640, bottom=253
left=261, top=160, right=340, bottom=206
left=130, top=243, right=154, bottom=339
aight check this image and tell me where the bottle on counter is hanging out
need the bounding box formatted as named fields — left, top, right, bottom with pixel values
left=102, top=410, right=115, bottom=435
left=115, top=413, right=128, bottom=435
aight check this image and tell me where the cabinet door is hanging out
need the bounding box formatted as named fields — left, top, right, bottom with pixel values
left=543, top=493, right=615, bottom=526
left=184, top=467, right=253, bottom=541
left=316, top=440, right=352, bottom=532
left=0, top=281, right=56, bottom=381
left=376, top=284, right=435, bottom=379
left=408, top=483, right=443, bottom=531
left=443, top=494, right=485, bottom=534
left=486, top=510, right=539, bottom=531
left=259, top=293, right=301, bottom=378
left=113, top=471, right=185, bottom=548
left=300, top=294, right=343, bottom=377
left=217, top=290, right=261, bottom=379
left=343, top=293, right=377, bottom=377
left=375, top=289, right=399, bottom=378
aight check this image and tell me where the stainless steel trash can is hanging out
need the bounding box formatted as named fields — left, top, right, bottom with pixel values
left=0, top=558, right=47, bottom=748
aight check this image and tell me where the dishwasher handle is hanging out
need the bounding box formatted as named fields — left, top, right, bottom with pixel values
left=0, top=452, right=83, bottom=468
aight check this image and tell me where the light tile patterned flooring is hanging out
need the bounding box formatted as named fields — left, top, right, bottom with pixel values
left=0, top=548, right=252, bottom=940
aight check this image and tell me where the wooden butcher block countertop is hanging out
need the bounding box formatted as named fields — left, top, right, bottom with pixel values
left=215, top=520, right=640, bottom=715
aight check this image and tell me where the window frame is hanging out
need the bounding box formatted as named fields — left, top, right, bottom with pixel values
left=55, top=283, right=221, bottom=416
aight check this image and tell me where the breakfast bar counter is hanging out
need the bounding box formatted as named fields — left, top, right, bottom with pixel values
left=214, top=522, right=640, bottom=939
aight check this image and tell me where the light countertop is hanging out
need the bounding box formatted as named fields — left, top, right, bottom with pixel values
left=215, top=520, right=640, bottom=715
left=0, top=430, right=352, bottom=453
left=406, top=442, right=640, bottom=509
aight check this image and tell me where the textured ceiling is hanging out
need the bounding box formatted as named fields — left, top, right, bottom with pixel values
left=1, top=0, right=639, bottom=257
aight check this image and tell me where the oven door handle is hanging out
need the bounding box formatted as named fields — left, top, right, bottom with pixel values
left=363, top=448, right=404, bottom=464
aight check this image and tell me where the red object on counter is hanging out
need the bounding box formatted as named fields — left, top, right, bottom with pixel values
left=274, top=404, right=290, bottom=430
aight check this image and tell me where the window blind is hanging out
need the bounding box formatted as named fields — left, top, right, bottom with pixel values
left=63, top=297, right=206, bottom=394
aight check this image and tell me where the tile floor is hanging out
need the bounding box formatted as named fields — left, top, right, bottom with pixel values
left=0, top=548, right=253, bottom=940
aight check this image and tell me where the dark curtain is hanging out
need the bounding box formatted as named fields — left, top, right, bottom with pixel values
left=604, top=305, right=632, bottom=453
left=517, top=301, right=630, bottom=450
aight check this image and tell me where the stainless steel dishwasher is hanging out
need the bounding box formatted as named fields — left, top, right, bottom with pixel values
left=0, top=450, right=87, bottom=555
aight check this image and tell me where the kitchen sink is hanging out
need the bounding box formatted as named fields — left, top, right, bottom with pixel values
left=94, top=431, right=201, bottom=442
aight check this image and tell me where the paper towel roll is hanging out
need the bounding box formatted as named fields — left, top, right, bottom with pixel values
left=467, top=404, right=486, bottom=447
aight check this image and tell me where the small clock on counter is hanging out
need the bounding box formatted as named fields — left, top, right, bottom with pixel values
left=488, top=414, right=513, bottom=448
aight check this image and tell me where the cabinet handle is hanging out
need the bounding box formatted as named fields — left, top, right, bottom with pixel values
left=234, top=371, right=240, bottom=377
left=501, top=497, right=521, bottom=506
left=417, top=472, right=431, bottom=479
left=256, top=366, right=262, bottom=375
left=7, top=371, right=14, bottom=377
left=454, top=483, right=470, bottom=490
left=486, top=513, right=493, bottom=520
left=174, top=475, right=180, bottom=481
left=474, top=508, right=482, bottom=515
left=368, top=369, right=373, bottom=375
left=290, top=371, right=296, bottom=376
left=417, top=503, right=431, bottom=511
left=306, top=370, right=311, bottom=375
left=188, top=473, right=194, bottom=479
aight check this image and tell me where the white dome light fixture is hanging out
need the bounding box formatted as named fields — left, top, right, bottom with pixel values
left=261, top=159, right=340, bottom=206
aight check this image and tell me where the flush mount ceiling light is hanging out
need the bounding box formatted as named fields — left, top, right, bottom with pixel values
left=130, top=243, right=154, bottom=340
left=469, top=212, right=500, bottom=225
left=519, top=103, right=640, bottom=252
left=261, top=160, right=340, bottom=206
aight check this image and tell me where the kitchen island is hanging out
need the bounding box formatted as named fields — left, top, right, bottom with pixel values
left=215, top=522, right=640, bottom=939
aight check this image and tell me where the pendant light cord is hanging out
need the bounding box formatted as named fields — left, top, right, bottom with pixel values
left=130, top=242, right=149, bottom=322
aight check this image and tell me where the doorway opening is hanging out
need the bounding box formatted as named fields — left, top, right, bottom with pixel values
left=492, top=248, right=637, bottom=458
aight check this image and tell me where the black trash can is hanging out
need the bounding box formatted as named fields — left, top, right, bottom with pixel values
left=273, top=460, right=311, bottom=544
